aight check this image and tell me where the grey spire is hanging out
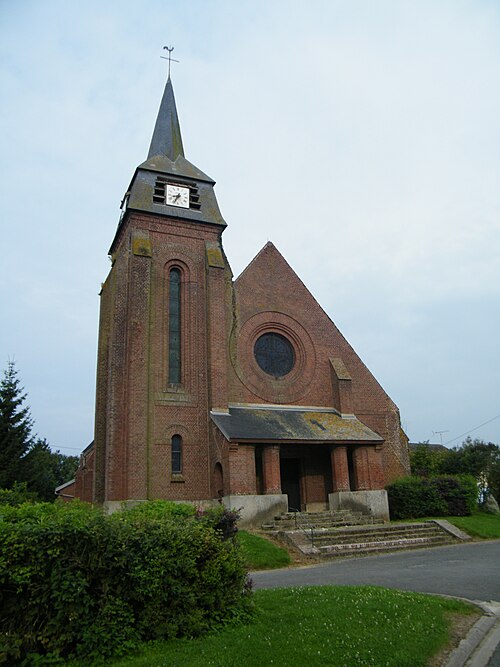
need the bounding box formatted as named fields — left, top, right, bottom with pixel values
left=111, top=72, right=226, bottom=253
left=147, top=77, right=184, bottom=160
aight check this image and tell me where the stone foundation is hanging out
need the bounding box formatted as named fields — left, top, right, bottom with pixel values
left=305, top=502, right=329, bottom=512
left=223, top=494, right=288, bottom=528
left=102, top=498, right=219, bottom=515
left=329, top=490, right=390, bottom=521
left=102, top=496, right=287, bottom=527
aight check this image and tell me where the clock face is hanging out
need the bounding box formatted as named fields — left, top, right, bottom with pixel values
left=166, top=184, right=190, bottom=208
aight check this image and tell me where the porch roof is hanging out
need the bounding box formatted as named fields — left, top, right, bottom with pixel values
left=210, top=406, right=383, bottom=444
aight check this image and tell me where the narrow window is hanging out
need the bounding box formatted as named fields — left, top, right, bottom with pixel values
left=171, top=434, right=182, bottom=474
left=169, top=268, right=181, bottom=383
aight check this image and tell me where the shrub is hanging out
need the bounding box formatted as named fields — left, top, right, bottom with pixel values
left=0, top=481, right=37, bottom=506
left=121, top=498, right=197, bottom=521
left=196, top=505, right=241, bottom=541
left=386, top=475, right=477, bottom=519
left=386, top=476, right=445, bottom=519
left=0, top=501, right=252, bottom=664
left=432, top=475, right=477, bottom=516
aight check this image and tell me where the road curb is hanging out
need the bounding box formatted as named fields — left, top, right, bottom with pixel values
left=443, top=601, right=500, bottom=667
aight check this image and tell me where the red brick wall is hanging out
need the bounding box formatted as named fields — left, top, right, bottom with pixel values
left=227, top=444, right=256, bottom=494
left=262, top=445, right=281, bottom=494
left=354, top=446, right=385, bottom=490
left=331, top=446, right=350, bottom=492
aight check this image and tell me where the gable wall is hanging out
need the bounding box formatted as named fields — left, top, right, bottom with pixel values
left=228, top=243, right=410, bottom=482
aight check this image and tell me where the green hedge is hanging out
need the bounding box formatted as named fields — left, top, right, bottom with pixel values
left=386, top=475, right=477, bottom=520
left=0, top=501, right=252, bottom=664
left=0, top=481, right=38, bottom=506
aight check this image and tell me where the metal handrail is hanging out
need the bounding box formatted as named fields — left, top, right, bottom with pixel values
left=288, top=507, right=316, bottom=548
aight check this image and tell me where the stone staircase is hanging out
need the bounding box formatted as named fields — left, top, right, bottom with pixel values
left=262, top=511, right=469, bottom=559
left=262, top=509, right=381, bottom=533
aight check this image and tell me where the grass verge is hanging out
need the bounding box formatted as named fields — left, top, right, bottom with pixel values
left=445, top=511, right=500, bottom=539
left=400, top=511, right=500, bottom=539
left=237, top=530, right=291, bottom=569
left=111, top=586, right=477, bottom=667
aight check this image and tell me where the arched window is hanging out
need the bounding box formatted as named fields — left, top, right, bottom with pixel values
left=168, top=268, right=181, bottom=384
left=171, top=434, right=182, bottom=474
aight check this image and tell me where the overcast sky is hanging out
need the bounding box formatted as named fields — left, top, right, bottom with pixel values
left=1, top=0, right=499, bottom=457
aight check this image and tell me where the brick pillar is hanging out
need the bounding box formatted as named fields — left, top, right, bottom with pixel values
left=206, top=242, right=229, bottom=411
left=353, top=448, right=369, bottom=490
left=353, top=446, right=385, bottom=490
left=331, top=446, right=351, bottom=491
left=262, top=445, right=281, bottom=494
left=369, top=447, right=385, bottom=488
left=126, top=234, right=152, bottom=501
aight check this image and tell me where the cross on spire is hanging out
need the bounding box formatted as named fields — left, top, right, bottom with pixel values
left=161, top=46, right=179, bottom=79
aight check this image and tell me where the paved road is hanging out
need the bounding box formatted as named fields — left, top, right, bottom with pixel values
left=489, top=641, right=500, bottom=667
left=251, top=540, right=500, bottom=602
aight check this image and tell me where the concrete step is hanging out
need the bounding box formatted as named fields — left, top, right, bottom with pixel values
left=312, top=528, right=445, bottom=546
left=261, top=512, right=462, bottom=560
left=267, top=517, right=368, bottom=530
left=263, top=509, right=376, bottom=532
left=277, top=510, right=355, bottom=519
left=277, top=520, right=460, bottom=559
left=275, top=510, right=364, bottom=522
left=310, top=524, right=444, bottom=543
left=318, top=534, right=453, bottom=558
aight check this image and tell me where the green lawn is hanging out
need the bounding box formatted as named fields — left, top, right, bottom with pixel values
left=111, top=586, right=477, bottom=667
left=401, top=511, right=500, bottom=539
left=445, top=511, right=500, bottom=539
left=237, top=530, right=291, bottom=569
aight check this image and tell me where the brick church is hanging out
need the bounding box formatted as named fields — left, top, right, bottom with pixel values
left=65, top=73, right=410, bottom=524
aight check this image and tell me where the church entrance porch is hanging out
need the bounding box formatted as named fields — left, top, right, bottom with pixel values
left=214, top=406, right=390, bottom=525
left=224, top=440, right=390, bottom=526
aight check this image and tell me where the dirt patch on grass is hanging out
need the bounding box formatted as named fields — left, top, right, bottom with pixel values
left=427, top=609, right=482, bottom=666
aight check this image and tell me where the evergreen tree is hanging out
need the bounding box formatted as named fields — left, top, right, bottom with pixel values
left=0, top=361, right=33, bottom=488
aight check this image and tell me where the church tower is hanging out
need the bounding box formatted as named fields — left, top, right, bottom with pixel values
left=93, top=74, right=232, bottom=508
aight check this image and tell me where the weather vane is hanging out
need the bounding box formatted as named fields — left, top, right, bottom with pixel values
left=161, top=46, right=179, bottom=78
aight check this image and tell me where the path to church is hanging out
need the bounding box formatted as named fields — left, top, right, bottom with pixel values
left=251, top=540, right=500, bottom=601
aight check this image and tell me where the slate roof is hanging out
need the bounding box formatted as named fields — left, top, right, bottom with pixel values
left=211, top=406, right=383, bottom=443
left=408, top=443, right=448, bottom=451
left=148, top=76, right=184, bottom=161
